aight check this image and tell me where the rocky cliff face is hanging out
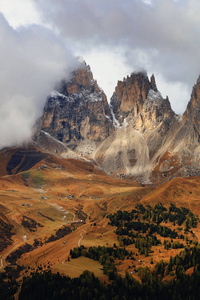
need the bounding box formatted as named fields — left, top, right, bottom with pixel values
left=37, top=61, right=114, bottom=152
left=110, top=72, right=151, bottom=125
left=183, top=76, right=200, bottom=142
left=184, top=76, right=200, bottom=121
left=147, top=76, right=200, bottom=182
left=93, top=72, right=176, bottom=181
left=35, top=61, right=200, bottom=183
left=110, top=72, right=174, bottom=134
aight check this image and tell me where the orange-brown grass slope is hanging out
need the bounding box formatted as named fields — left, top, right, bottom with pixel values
left=140, top=176, right=200, bottom=248
left=2, top=153, right=200, bottom=282
left=0, top=154, right=149, bottom=280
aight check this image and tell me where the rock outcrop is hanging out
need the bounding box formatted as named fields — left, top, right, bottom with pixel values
left=149, top=76, right=200, bottom=181
left=110, top=72, right=151, bottom=125
left=36, top=60, right=114, bottom=152
left=110, top=71, right=174, bottom=134
left=93, top=72, right=175, bottom=180
left=183, top=76, right=200, bottom=143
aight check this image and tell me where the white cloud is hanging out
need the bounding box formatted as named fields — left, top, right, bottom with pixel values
left=0, top=14, right=78, bottom=149
left=83, top=47, right=132, bottom=100
left=155, top=75, right=190, bottom=114
left=142, top=0, right=152, bottom=4
left=0, top=0, right=41, bottom=28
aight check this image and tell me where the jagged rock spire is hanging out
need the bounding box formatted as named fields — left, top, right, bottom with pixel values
left=110, top=71, right=174, bottom=127
left=184, top=75, right=200, bottom=126
left=39, top=62, right=114, bottom=145
left=150, top=74, right=158, bottom=92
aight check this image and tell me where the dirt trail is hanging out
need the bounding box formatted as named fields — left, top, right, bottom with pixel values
left=78, top=226, right=87, bottom=247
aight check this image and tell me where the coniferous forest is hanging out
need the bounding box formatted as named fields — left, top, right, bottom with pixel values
left=18, top=266, right=200, bottom=300
left=3, top=203, right=200, bottom=299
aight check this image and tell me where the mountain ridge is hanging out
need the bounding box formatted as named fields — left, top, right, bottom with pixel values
left=26, top=60, right=200, bottom=183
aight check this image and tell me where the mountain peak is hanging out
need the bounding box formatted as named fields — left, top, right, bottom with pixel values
left=110, top=71, right=174, bottom=128
left=150, top=74, right=158, bottom=92
left=76, top=56, right=87, bottom=65
left=37, top=61, right=114, bottom=146
left=184, top=75, right=200, bottom=124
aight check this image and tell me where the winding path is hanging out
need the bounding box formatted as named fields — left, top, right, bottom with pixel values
left=78, top=233, right=84, bottom=247
left=78, top=226, right=87, bottom=247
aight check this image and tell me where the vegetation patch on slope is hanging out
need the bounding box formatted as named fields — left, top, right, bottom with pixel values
left=0, top=218, right=14, bottom=251
left=21, top=216, right=43, bottom=232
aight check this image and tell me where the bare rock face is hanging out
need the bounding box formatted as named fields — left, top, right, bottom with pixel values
left=110, top=71, right=151, bottom=125
left=183, top=76, right=200, bottom=136
left=38, top=61, right=114, bottom=150
left=110, top=71, right=174, bottom=133
left=93, top=72, right=175, bottom=181
left=166, top=76, right=200, bottom=153
left=148, top=76, right=200, bottom=182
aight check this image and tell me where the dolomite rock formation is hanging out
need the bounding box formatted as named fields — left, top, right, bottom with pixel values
left=150, top=75, right=200, bottom=181
left=93, top=72, right=175, bottom=180
left=36, top=60, right=114, bottom=152
left=34, top=60, right=200, bottom=183
left=183, top=75, right=200, bottom=140
left=110, top=72, right=174, bottom=134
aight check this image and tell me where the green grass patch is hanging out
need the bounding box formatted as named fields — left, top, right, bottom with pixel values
left=22, top=170, right=45, bottom=187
